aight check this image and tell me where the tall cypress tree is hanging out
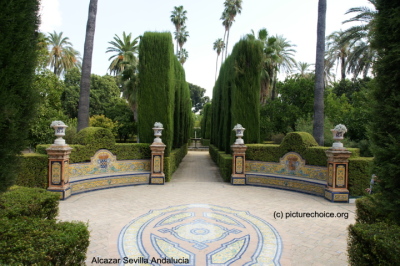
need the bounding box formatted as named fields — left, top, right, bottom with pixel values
left=369, top=0, right=400, bottom=223
left=0, top=0, right=41, bottom=191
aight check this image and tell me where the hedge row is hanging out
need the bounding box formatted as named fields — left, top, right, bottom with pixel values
left=164, top=144, right=188, bottom=182
left=348, top=157, right=374, bottom=197
left=0, top=187, right=90, bottom=264
left=209, top=144, right=232, bottom=182
left=16, top=153, right=48, bottom=189
left=138, top=32, right=192, bottom=157
left=201, top=102, right=212, bottom=139
left=348, top=222, right=400, bottom=265
left=211, top=39, right=263, bottom=154
left=201, top=139, right=210, bottom=147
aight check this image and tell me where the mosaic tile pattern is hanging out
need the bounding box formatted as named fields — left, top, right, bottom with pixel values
left=119, top=204, right=282, bottom=265
left=69, top=149, right=151, bottom=180
left=246, top=152, right=327, bottom=181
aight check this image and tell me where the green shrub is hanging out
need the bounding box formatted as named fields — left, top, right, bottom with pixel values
left=354, top=195, right=388, bottom=224
left=201, top=139, right=210, bottom=146
left=348, top=222, right=400, bottom=265
left=0, top=217, right=89, bottom=265
left=112, top=143, right=151, bottom=160
left=246, top=144, right=281, bottom=162
left=75, top=127, right=115, bottom=150
left=16, top=153, right=48, bottom=188
left=280, top=132, right=318, bottom=154
left=348, top=157, right=374, bottom=197
left=0, top=0, right=41, bottom=192
left=164, top=144, right=188, bottom=182
left=209, top=145, right=232, bottom=182
left=0, top=186, right=59, bottom=220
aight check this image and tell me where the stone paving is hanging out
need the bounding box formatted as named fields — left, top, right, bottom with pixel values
left=58, top=151, right=356, bottom=265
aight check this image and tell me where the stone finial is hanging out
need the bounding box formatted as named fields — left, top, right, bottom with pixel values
left=331, top=124, right=347, bottom=149
left=50, top=120, right=68, bottom=145
left=232, top=124, right=245, bottom=145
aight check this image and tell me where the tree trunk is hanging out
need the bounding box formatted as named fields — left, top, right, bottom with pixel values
left=225, top=27, right=230, bottom=59
left=341, top=56, right=346, bottom=80
left=77, top=0, right=98, bottom=131
left=313, top=0, right=326, bottom=145
left=221, top=30, right=227, bottom=63
left=215, top=55, right=219, bottom=81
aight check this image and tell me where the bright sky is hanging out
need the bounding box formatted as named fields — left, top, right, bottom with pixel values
left=40, top=0, right=373, bottom=98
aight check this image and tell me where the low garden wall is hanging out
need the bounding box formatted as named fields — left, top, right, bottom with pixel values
left=210, top=132, right=373, bottom=198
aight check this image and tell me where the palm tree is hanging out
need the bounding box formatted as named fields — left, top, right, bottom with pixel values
left=296, top=62, right=312, bottom=77
left=170, top=6, right=187, bottom=54
left=174, top=26, right=189, bottom=52
left=222, top=0, right=242, bottom=59
left=213, top=38, right=225, bottom=81
left=326, top=30, right=349, bottom=80
left=341, top=0, right=377, bottom=78
left=47, top=31, right=81, bottom=76
left=247, top=29, right=297, bottom=103
left=313, top=0, right=327, bottom=146
left=220, top=10, right=232, bottom=63
left=77, top=0, right=98, bottom=132
left=177, top=49, right=189, bottom=65
left=106, top=32, right=139, bottom=75
left=120, top=64, right=139, bottom=122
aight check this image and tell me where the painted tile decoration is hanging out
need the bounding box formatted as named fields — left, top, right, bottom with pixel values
left=246, top=152, right=327, bottom=181
left=70, top=174, right=149, bottom=193
left=235, top=156, right=243, bottom=174
left=336, top=165, right=346, bottom=188
left=51, top=161, right=62, bottom=185
left=68, top=149, right=151, bottom=180
left=119, top=204, right=282, bottom=266
left=247, top=175, right=326, bottom=196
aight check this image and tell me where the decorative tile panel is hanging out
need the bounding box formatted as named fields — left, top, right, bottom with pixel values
left=247, top=175, right=326, bottom=196
left=68, top=149, right=150, bottom=179
left=246, top=152, right=328, bottom=182
left=51, top=161, right=62, bottom=185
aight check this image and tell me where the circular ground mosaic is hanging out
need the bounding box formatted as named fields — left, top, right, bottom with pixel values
left=118, top=204, right=282, bottom=265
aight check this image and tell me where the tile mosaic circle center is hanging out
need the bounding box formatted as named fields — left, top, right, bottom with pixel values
left=118, top=204, right=282, bottom=265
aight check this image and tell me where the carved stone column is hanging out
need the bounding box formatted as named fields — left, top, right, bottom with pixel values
left=325, top=149, right=352, bottom=202
left=46, top=144, right=73, bottom=200
left=150, top=142, right=166, bottom=185
left=231, top=144, right=247, bottom=185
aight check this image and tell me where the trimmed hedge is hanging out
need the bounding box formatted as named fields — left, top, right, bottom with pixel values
left=348, top=157, right=373, bottom=197
left=0, top=186, right=90, bottom=265
left=0, top=217, right=89, bottom=265
left=75, top=127, right=115, bottom=150
left=348, top=222, right=400, bottom=265
left=138, top=32, right=192, bottom=156
left=201, top=102, right=212, bottom=139
left=16, top=153, right=48, bottom=188
left=201, top=139, right=210, bottom=147
left=164, top=144, right=188, bottom=182
left=280, top=132, right=318, bottom=154
left=209, top=144, right=232, bottom=182
left=354, top=195, right=388, bottom=224
left=211, top=39, right=263, bottom=153
left=0, top=186, right=59, bottom=219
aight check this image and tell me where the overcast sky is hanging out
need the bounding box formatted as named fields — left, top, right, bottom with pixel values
left=40, top=0, right=373, bottom=98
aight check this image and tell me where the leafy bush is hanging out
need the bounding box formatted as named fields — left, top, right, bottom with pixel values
left=75, top=127, right=115, bottom=150
left=164, top=144, right=188, bottom=182
left=201, top=139, right=210, bottom=146
left=15, top=153, right=48, bottom=188
left=0, top=186, right=59, bottom=220
left=0, top=217, right=89, bottom=265
left=209, top=145, right=232, bottom=182
left=354, top=195, right=388, bottom=224
left=280, top=132, right=318, bottom=154
left=348, top=222, right=400, bottom=265
left=348, top=157, right=373, bottom=197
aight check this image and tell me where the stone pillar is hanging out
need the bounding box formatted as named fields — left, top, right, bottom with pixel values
left=150, top=142, right=166, bottom=185
left=324, top=149, right=352, bottom=202
left=46, top=144, right=73, bottom=200
left=231, top=144, right=247, bottom=185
